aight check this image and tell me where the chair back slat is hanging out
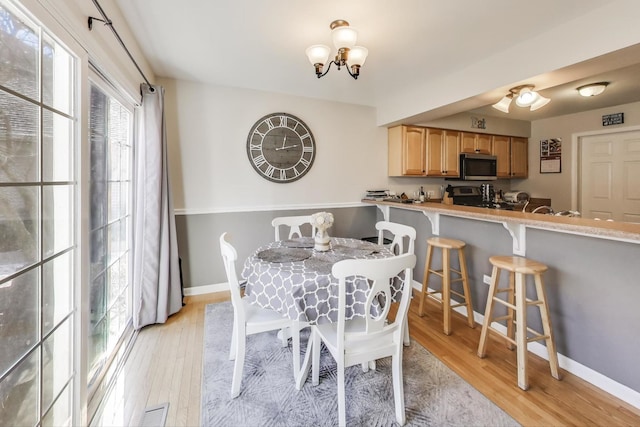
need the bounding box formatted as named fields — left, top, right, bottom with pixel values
left=331, top=254, right=416, bottom=355
left=219, top=233, right=245, bottom=315
left=272, top=215, right=317, bottom=240
left=376, top=221, right=416, bottom=255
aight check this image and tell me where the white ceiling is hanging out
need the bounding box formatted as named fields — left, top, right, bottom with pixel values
left=114, top=0, right=640, bottom=124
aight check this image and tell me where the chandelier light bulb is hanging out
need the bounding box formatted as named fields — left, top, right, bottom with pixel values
left=515, top=87, right=538, bottom=107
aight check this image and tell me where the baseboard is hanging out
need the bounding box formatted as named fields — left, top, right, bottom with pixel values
left=183, top=282, right=228, bottom=296
left=410, top=280, right=640, bottom=410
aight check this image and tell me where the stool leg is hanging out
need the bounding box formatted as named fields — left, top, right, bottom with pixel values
left=477, top=265, right=499, bottom=357
left=515, top=272, right=529, bottom=390
left=418, top=244, right=434, bottom=317
left=534, top=273, right=561, bottom=380
left=457, top=248, right=475, bottom=329
left=442, top=248, right=451, bottom=335
left=506, top=272, right=516, bottom=351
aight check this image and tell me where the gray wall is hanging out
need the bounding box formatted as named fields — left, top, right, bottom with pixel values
left=176, top=206, right=378, bottom=288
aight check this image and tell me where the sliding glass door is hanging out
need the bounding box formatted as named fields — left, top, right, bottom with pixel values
left=87, top=77, right=134, bottom=404
left=0, top=1, right=77, bottom=425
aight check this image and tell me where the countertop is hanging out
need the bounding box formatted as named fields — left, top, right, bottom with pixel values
left=362, top=199, right=640, bottom=243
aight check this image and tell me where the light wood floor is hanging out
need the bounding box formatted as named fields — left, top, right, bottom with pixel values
left=93, top=291, right=640, bottom=426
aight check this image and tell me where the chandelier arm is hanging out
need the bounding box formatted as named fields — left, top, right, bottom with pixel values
left=315, top=60, right=335, bottom=79
left=344, top=63, right=358, bottom=80
left=315, top=60, right=359, bottom=80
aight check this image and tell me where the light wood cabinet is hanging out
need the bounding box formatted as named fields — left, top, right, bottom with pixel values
left=426, top=128, right=460, bottom=177
left=461, top=132, right=492, bottom=154
left=388, top=125, right=525, bottom=179
left=491, top=135, right=528, bottom=178
left=492, top=135, right=511, bottom=178
left=510, top=137, right=528, bottom=178
left=388, top=125, right=426, bottom=176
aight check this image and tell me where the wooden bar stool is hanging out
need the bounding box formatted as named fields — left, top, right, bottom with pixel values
left=418, top=237, right=475, bottom=335
left=477, top=255, right=561, bottom=390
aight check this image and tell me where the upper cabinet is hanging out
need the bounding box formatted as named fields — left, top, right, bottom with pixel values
left=426, top=128, right=460, bottom=177
left=510, top=137, right=528, bottom=178
left=461, top=132, right=492, bottom=155
left=388, top=125, right=426, bottom=176
left=491, top=135, right=528, bottom=178
left=388, top=125, right=527, bottom=179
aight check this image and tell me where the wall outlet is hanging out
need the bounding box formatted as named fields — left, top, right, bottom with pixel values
left=483, top=274, right=492, bottom=285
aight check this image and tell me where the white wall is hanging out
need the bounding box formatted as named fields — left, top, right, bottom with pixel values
left=160, top=78, right=389, bottom=213
left=378, top=0, right=640, bottom=125
left=518, top=101, right=640, bottom=211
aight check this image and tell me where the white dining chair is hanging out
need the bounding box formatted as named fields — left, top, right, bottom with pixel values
left=376, top=221, right=416, bottom=346
left=310, top=253, right=416, bottom=426
left=219, top=232, right=293, bottom=398
left=272, top=215, right=317, bottom=240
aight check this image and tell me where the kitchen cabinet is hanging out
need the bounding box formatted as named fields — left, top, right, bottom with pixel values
left=491, top=135, right=528, bottom=178
left=388, top=125, right=426, bottom=176
left=461, top=132, right=492, bottom=154
left=510, top=137, right=528, bottom=178
left=426, top=128, right=460, bottom=177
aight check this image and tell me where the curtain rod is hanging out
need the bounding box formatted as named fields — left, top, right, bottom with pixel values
left=88, top=0, right=154, bottom=92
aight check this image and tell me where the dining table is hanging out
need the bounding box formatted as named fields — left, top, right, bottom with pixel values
left=241, top=236, right=403, bottom=388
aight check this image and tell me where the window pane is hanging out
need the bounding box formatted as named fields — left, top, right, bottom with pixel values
left=88, top=318, right=106, bottom=386
left=42, top=33, right=74, bottom=116
left=0, top=90, right=39, bottom=183
left=43, top=110, right=73, bottom=182
left=90, top=272, right=106, bottom=326
left=42, top=383, right=71, bottom=427
left=42, top=318, right=72, bottom=411
left=0, top=349, right=39, bottom=427
left=107, top=221, right=122, bottom=265
left=43, top=184, right=74, bottom=258
left=0, top=186, right=40, bottom=278
left=42, top=251, right=72, bottom=335
left=0, top=4, right=39, bottom=100
left=0, top=267, right=39, bottom=376
left=89, top=228, right=106, bottom=280
left=108, top=182, right=120, bottom=222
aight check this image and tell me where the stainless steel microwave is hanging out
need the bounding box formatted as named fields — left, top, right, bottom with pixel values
left=458, top=153, right=497, bottom=181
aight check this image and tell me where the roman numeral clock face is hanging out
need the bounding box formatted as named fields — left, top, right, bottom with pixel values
left=246, top=113, right=316, bottom=183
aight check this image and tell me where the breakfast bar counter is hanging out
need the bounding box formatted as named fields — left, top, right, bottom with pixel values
left=361, top=198, right=640, bottom=406
left=363, top=199, right=640, bottom=252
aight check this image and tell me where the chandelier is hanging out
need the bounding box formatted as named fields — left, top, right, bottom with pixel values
left=305, top=20, right=369, bottom=80
left=492, top=85, right=550, bottom=113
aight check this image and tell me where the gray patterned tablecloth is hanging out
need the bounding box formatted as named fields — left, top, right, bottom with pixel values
left=241, top=237, right=404, bottom=324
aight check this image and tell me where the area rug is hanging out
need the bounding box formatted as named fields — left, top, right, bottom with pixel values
left=201, top=302, right=519, bottom=426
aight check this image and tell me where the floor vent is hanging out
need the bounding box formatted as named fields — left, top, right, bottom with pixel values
left=140, top=403, right=169, bottom=427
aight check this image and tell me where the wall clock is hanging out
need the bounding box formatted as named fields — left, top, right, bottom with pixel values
left=246, top=112, right=316, bottom=183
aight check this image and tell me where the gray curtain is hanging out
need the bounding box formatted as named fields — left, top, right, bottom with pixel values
left=132, top=83, right=183, bottom=329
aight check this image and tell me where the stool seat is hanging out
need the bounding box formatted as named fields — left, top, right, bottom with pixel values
left=427, top=237, right=466, bottom=250
left=489, top=256, right=548, bottom=274
left=419, top=237, right=474, bottom=335
left=477, top=255, right=560, bottom=390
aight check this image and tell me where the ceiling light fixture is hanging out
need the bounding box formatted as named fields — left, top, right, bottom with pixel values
left=492, top=85, right=550, bottom=113
left=306, top=20, right=368, bottom=80
left=576, top=82, right=609, bottom=97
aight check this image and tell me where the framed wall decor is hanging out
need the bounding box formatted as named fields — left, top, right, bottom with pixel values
left=540, top=138, right=562, bottom=173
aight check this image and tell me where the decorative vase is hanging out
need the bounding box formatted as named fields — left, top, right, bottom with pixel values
left=314, top=228, right=331, bottom=252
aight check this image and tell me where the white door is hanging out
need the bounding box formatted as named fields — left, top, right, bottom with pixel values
left=579, top=129, right=640, bottom=222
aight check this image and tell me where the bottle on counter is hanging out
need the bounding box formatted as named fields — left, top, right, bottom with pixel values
left=419, top=186, right=425, bottom=202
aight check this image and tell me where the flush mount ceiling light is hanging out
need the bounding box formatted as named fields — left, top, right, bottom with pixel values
left=492, top=85, right=550, bottom=113
left=306, top=20, right=368, bottom=80
left=577, top=82, right=609, bottom=97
